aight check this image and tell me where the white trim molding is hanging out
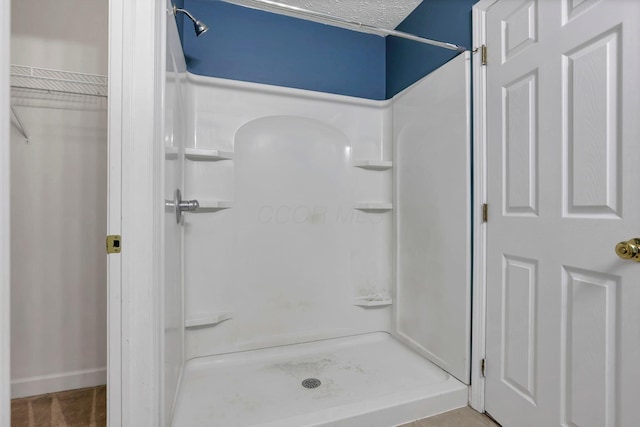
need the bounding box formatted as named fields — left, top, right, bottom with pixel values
left=470, top=0, right=498, bottom=413
left=107, top=0, right=124, bottom=424
left=0, top=0, right=11, bottom=425
left=11, top=368, right=107, bottom=399
left=108, top=0, right=166, bottom=426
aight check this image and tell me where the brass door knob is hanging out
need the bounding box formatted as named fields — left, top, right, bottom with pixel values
left=615, top=238, right=640, bottom=262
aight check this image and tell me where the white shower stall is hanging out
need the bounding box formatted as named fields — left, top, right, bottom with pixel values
left=162, top=9, right=472, bottom=426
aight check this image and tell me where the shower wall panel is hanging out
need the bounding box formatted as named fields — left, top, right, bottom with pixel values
left=163, top=11, right=187, bottom=424
left=183, top=76, right=394, bottom=359
left=393, top=52, right=471, bottom=384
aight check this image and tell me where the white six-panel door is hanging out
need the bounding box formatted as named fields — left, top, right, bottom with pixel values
left=485, top=0, right=640, bottom=426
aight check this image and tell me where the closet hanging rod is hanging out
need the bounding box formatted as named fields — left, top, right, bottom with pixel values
left=221, top=0, right=466, bottom=52
left=10, top=65, right=108, bottom=98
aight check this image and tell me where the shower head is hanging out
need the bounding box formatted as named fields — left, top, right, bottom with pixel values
left=193, top=19, right=209, bottom=36
left=173, top=5, right=209, bottom=37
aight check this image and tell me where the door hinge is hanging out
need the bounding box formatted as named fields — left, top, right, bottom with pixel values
left=482, top=203, right=488, bottom=223
left=481, top=358, right=486, bottom=377
left=481, top=45, right=487, bottom=66
left=106, top=235, right=121, bottom=254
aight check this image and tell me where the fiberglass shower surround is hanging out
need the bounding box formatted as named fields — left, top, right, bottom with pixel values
left=165, top=59, right=472, bottom=427
left=164, top=2, right=472, bottom=425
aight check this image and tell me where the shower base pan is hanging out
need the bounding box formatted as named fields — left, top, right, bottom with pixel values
left=172, top=332, right=467, bottom=427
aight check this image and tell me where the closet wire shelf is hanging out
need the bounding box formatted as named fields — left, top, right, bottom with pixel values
left=10, top=65, right=108, bottom=142
left=10, top=65, right=108, bottom=97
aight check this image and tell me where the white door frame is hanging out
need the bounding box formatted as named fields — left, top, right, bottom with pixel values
left=470, top=0, right=498, bottom=413
left=108, top=0, right=166, bottom=425
left=107, top=1, right=123, bottom=423
left=0, top=0, right=165, bottom=423
left=0, top=0, right=11, bottom=425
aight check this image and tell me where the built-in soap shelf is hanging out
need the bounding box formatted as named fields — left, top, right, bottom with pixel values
left=195, top=200, right=233, bottom=212
left=354, top=203, right=393, bottom=212
left=353, top=160, right=393, bottom=171
left=185, top=147, right=234, bottom=161
left=353, top=296, right=393, bottom=307
left=185, top=311, right=233, bottom=329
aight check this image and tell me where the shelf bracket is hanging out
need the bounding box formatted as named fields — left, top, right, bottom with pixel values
left=10, top=105, right=29, bottom=143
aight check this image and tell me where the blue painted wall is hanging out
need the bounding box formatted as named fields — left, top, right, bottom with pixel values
left=178, top=0, right=478, bottom=100
left=181, top=0, right=386, bottom=100
left=174, top=0, right=185, bottom=41
left=386, top=0, right=479, bottom=98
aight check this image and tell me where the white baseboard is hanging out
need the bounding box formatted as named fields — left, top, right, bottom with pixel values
left=11, top=367, right=106, bottom=398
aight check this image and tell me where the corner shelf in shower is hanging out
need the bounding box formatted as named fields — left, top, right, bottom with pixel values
left=195, top=200, right=233, bottom=212
left=185, top=148, right=234, bottom=161
left=353, top=160, right=393, bottom=171
left=354, top=203, right=393, bottom=212
left=185, top=311, right=234, bottom=329
left=353, top=296, right=393, bottom=307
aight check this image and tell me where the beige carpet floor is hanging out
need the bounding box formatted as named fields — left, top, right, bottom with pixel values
left=11, top=386, right=106, bottom=427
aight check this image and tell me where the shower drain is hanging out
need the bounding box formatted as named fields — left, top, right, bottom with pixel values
left=301, top=378, right=322, bottom=389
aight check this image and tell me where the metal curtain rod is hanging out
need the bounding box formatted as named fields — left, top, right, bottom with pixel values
left=221, top=0, right=466, bottom=52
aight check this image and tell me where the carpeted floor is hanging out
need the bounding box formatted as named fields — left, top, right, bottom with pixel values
left=11, top=385, right=106, bottom=427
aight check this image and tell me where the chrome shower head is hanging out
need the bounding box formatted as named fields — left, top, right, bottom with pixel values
left=173, top=5, right=209, bottom=37
left=193, top=19, right=209, bottom=36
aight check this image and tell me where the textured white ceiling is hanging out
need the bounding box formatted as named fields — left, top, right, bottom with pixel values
left=224, top=0, right=423, bottom=30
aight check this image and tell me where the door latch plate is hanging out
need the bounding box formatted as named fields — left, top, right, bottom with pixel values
left=106, top=235, right=121, bottom=254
